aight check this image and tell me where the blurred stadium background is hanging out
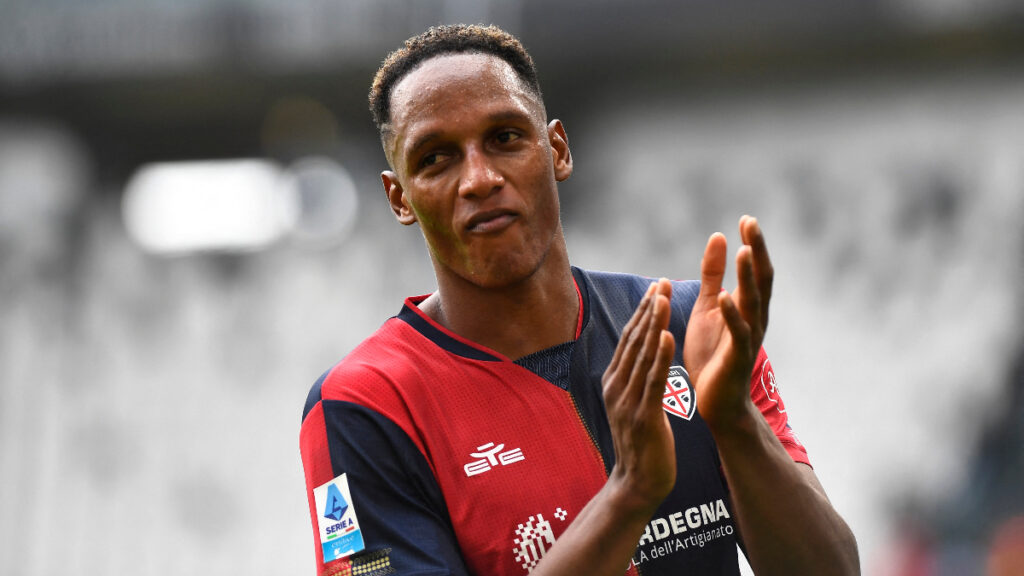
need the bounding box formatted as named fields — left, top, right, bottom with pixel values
left=2, top=1, right=1024, bottom=574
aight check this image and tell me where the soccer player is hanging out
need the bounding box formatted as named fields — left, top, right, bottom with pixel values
left=300, top=24, right=859, bottom=576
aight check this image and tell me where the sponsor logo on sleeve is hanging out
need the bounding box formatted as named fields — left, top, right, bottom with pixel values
left=314, top=473, right=366, bottom=563
left=759, top=359, right=787, bottom=413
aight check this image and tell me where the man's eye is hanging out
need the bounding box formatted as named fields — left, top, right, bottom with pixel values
left=496, top=131, right=521, bottom=144
left=420, top=152, right=446, bottom=168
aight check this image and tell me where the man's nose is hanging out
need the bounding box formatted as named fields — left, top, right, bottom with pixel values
left=458, top=146, right=504, bottom=198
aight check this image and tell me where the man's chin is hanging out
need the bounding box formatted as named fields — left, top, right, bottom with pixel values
left=464, top=266, right=534, bottom=289
left=461, top=254, right=547, bottom=290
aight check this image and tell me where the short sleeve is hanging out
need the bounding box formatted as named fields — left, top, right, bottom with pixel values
left=300, top=394, right=470, bottom=576
left=748, top=347, right=811, bottom=467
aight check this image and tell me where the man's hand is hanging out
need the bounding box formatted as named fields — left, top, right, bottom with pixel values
left=533, top=217, right=857, bottom=576
left=684, top=215, right=773, bottom=433
left=526, top=281, right=681, bottom=576
left=683, top=216, right=860, bottom=575
left=601, top=279, right=677, bottom=516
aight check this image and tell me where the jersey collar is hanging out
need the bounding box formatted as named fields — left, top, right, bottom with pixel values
left=396, top=267, right=589, bottom=361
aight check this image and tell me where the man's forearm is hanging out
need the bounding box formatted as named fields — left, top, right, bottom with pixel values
left=712, top=404, right=860, bottom=575
left=528, top=476, right=653, bottom=576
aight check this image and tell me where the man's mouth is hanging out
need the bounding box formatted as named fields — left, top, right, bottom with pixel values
left=466, top=209, right=518, bottom=233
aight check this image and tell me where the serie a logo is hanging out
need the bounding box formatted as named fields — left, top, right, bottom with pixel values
left=323, top=483, right=348, bottom=521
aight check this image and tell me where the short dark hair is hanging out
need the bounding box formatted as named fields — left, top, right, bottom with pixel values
left=369, top=24, right=543, bottom=140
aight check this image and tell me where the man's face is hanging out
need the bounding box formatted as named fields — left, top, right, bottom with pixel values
left=382, top=53, right=573, bottom=289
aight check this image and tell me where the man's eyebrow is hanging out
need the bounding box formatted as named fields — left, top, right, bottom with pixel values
left=485, top=109, right=533, bottom=124
left=405, top=132, right=441, bottom=159
left=404, top=108, right=535, bottom=158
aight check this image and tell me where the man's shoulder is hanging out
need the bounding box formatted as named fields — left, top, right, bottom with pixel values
left=301, top=313, right=435, bottom=422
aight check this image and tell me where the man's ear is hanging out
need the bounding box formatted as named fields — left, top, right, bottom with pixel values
left=382, top=171, right=417, bottom=225
left=548, top=119, right=573, bottom=182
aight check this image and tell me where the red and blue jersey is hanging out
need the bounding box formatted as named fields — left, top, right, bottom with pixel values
left=300, top=268, right=808, bottom=576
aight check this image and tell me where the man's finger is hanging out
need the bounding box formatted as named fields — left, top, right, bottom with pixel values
left=734, top=245, right=760, bottom=328
left=717, top=290, right=751, bottom=351
left=607, top=282, right=655, bottom=376
left=643, top=329, right=675, bottom=411
left=698, top=233, right=728, bottom=306
left=627, top=291, right=670, bottom=403
left=654, top=276, right=674, bottom=302
left=741, top=216, right=773, bottom=329
left=609, top=285, right=656, bottom=401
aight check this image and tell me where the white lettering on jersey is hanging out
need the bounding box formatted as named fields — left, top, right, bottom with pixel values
left=464, top=442, right=525, bottom=477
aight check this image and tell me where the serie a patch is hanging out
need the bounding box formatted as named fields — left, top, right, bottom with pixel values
left=314, top=473, right=366, bottom=562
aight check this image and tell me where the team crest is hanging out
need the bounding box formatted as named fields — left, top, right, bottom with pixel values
left=663, top=365, right=694, bottom=421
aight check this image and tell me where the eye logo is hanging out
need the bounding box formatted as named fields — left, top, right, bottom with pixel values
left=464, top=441, right=525, bottom=477
left=323, top=482, right=348, bottom=521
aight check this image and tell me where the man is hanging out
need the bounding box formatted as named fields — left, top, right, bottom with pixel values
left=300, top=24, right=858, bottom=576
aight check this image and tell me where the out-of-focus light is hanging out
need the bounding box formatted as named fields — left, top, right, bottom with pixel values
left=122, top=159, right=297, bottom=255
left=281, top=157, right=358, bottom=249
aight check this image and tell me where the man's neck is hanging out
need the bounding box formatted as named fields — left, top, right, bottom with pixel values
left=419, top=248, right=579, bottom=361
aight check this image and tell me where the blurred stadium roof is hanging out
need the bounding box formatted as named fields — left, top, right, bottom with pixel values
left=2, top=0, right=1023, bottom=180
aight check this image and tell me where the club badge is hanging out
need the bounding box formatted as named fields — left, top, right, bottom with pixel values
left=663, top=365, right=694, bottom=421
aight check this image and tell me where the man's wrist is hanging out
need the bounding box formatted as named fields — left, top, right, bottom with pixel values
left=705, top=399, right=763, bottom=450
left=603, top=468, right=670, bottom=525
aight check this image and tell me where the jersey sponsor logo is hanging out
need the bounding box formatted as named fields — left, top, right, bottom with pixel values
left=637, top=498, right=731, bottom=546
left=513, top=508, right=569, bottom=574
left=759, top=359, right=786, bottom=413
left=632, top=498, right=735, bottom=567
left=662, top=365, right=694, bottom=421
left=464, top=441, right=525, bottom=477
left=314, top=473, right=365, bottom=562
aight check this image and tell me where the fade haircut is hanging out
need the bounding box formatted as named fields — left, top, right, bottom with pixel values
left=369, top=24, right=543, bottom=145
